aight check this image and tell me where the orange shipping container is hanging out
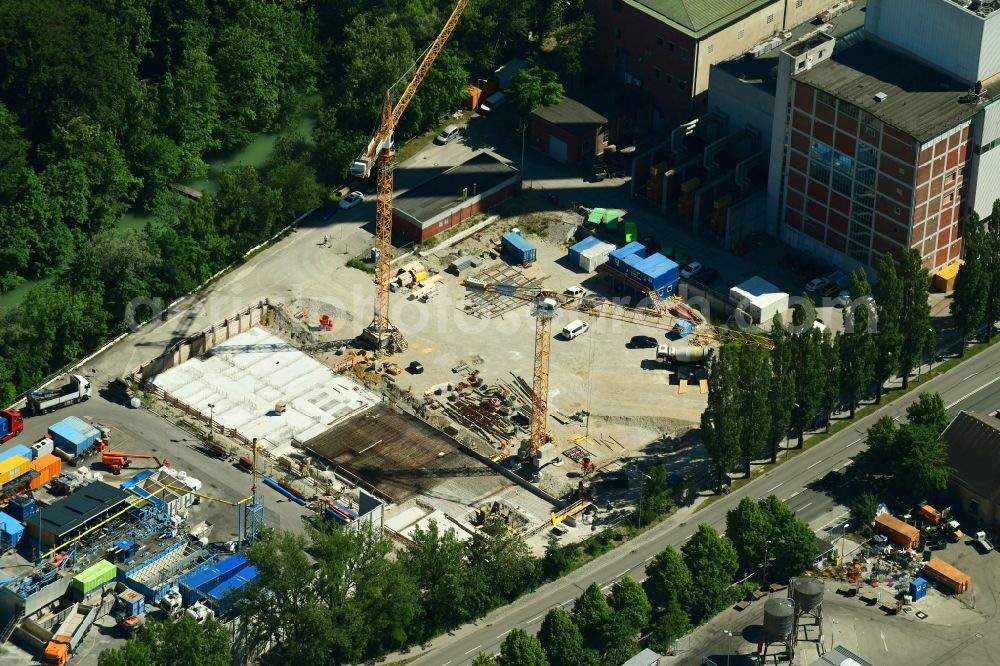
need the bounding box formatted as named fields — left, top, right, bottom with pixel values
left=875, top=513, right=921, bottom=549
left=29, top=454, right=61, bottom=490
left=923, top=557, right=971, bottom=593
left=915, top=504, right=942, bottom=524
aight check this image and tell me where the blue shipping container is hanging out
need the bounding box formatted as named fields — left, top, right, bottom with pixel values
left=3, top=496, right=36, bottom=522
left=0, top=445, right=32, bottom=466
left=0, top=420, right=8, bottom=441
left=501, top=232, right=536, bottom=264
left=0, top=513, right=24, bottom=548
left=49, top=417, right=100, bottom=456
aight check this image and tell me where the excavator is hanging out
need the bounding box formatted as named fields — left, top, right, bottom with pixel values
left=101, top=451, right=170, bottom=475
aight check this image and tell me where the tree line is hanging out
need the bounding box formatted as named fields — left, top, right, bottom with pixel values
left=0, top=0, right=593, bottom=403
left=949, top=200, right=1000, bottom=353
left=701, top=247, right=936, bottom=493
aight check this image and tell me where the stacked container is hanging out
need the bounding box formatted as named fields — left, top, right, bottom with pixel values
left=0, top=445, right=32, bottom=464
left=4, top=495, right=37, bottom=522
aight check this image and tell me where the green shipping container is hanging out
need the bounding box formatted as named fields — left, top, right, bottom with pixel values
left=587, top=208, right=607, bottom=225
left=72, top=559, right=117, bottom=594
left=624, top=222, right=638, bottom=243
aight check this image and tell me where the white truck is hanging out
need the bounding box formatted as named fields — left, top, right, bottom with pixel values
left=27, top=375, right=91, bottom=415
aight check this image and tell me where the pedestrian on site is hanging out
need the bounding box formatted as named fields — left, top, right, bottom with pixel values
left=323, top=234, right=329, bottom=247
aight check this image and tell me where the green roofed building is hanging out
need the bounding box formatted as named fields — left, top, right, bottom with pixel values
left=584, top=0, right=845, bottom=126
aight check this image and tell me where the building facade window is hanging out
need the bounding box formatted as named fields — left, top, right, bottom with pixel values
left=668, top=42, right=675, bottom=53
left=738, top=29, right=745, bottom=39
left=680, top=47, right=688, bottom=60
left=653, top=67, right=661, bottom=79
left=656, top=35, right=663, bottom=46
left=796, top=0, right=803, bottom=6
left=767, top=13, right=774, bottom=23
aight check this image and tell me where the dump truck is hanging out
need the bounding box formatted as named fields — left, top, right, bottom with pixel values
left=27, top=375, right=91, bottom=415
left=656, top=345, right=713, bottom=365
left=42, top=603, right=97, bottom=665
left=0, top=410, right=23, bottom=444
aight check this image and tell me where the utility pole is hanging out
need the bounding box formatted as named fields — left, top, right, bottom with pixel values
left=763, top=539, right=772, bottom=592
left=840, top=522, right=850, bottom=562
left=208, top=403, right=215, bottom=443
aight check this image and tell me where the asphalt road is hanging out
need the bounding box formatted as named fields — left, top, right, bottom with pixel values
left=399, top=344, right=1000, bottom=666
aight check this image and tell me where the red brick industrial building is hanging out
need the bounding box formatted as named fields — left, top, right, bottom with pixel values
left=782, top=40, right=993, bottom=271
left=392, top=152, right=521, bottom=243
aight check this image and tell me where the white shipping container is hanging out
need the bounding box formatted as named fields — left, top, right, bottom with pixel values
left=578, top=241, right=616, bottom=272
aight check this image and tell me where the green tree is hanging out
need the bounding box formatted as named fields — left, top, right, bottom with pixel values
left=0, top=361, right=16, bottom=406
left=608, top=576, right=651, bottom=637
left=839, top=270, right=876, bottom=418
left=401, top=47, right=470, bottom=136
left=983, top=199, right=1000, bottom=342
left=681, top=524, right=738, bottom=623
left=499, top=628, right=549, bottom=666
left=891, top=424, right=953, bottom=504
left=160, top=43, right=223, bottom=177
left=906, top=392, right=949, bottom=433
left=865, top=415, right=899, bottom=461
left=508, top=65, right=565, bottom=117
left=312, top=106, right=366, bottom=184
left=759, top=495, right=816, bottom=581
left=471, top=653, right=500, bottom=666
left=541, top=535, right=575, bottom=580
left=819, top=329, right=841, bottom=432
left=725, top=497, right=771, bottom=575
left=899, top=249, right=931, bottom=389
left=399, top=519, right=471, bottom=639
left=538, top=608, right=597, bottom=666
left=648, top=598, right=690, bottom=654
left=701, top=345, right=742, bottom=492
left=572, top=582, right=613, bottom=650
left=465, top=516, right=540, bottom=616
left=792, top=317, right=825, bottom=448
left=735, top=345, right=771, bottom=475
left=950, top=213, right=989, bottom=355
left=850, top=492, right=880, bottom=537
left=874, top=253, right=904, bottom=402
left=646, top=545, right=691, bottom=609
left=768, top=315, right=795, bottom=462
left=536, top=2, right=595, bottom=83
left=98, top=616, right=231, bottom=666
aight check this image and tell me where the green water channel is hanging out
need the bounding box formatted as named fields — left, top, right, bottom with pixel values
left=0, top=113, right=317, bottom=309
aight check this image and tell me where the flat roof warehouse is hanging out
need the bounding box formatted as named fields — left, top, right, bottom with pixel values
left=393, top=152, right=519, bottom=230
left=27, top=482, right=132, bottom=546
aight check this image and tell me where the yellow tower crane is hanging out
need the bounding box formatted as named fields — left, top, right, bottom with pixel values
left=351, top=0, right=470, bottom=352
left=464, top=282, right=774, bottom=462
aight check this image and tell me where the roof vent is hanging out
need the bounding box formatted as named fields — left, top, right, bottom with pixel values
left=874, top=92, right=888, bottom=103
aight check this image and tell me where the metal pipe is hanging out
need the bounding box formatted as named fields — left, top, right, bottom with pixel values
left=39, top=496, right=152, bottom=561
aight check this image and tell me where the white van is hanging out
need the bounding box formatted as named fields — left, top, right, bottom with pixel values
left=562, top=320, right=590, bottom=340
left=479, top=91, right=506, bottom=113
left=564, top=285, right=586, bottom=299
left=434, top=125, right=460, bottom=144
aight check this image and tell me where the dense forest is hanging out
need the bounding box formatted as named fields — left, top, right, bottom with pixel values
left=0, top=0, right=594, bottom=404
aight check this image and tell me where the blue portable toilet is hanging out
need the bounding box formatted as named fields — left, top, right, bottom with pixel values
left=910, top=577, right=927, bottom=601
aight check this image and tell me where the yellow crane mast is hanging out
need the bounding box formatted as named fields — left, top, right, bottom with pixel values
left=352, top=0, right=471, bottom=352
left=465, top=282, right=774, bottom=461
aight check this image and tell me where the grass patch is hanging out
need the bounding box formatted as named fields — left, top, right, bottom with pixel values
left=696, top=333, right=1000, bottom=512
left=396, top=117, right=454, bottom=165
left=346, top=257, right=376, bottom=274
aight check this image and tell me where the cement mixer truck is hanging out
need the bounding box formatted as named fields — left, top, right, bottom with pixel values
left=656, top=345, right=713, bottom=366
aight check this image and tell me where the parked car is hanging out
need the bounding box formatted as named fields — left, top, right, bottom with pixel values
left=696, top=267, right=719, bottom=285
left=562, top=320, right=590, bottom=340
left=805, top=276, right=830, bottom=292
left=564, top=285, right=586, bottom=299
left=626, top=335, right=658, bottom=349
left=434, top=124, right=460, bottom=144
left=339, top=191, right=364, bottom=209
left=680, top=261, right=702, bottom=279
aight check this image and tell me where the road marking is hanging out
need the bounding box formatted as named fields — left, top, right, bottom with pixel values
left=797, top=502, right=813, bottom=511
left=644, top=555, right=655, bottom=563
left=619, top=570, right=630, bottom=578
left=767, top=482, right=784, bottom=493
left=963, top=372, right=979, bottom=381
left=807, top=459, right=823, bottom=469
left=442, top=661, right=451, bottom=665
left=845, top=437, right=863, bottom=448
left=787, top=491, right=801, bottom=499
left=527, top=614, right=543, bottom=623
left=880, top=630, right=888, bottom=652
left=500, top=629, right=512, bottom=637
left=465, top=645, right=482, bottom=655
left=946, top=375, right=1000, bottom=409
left=559, top=600, right=571, bottom=607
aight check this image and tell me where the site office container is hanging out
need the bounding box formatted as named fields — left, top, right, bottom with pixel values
left=49, top=417, right=100, bottom=456
left=0, top=512, right=24, bottom=548
left=0, top=445, right=32, bottom=465
left=29, top=454, right=61, bottom=490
